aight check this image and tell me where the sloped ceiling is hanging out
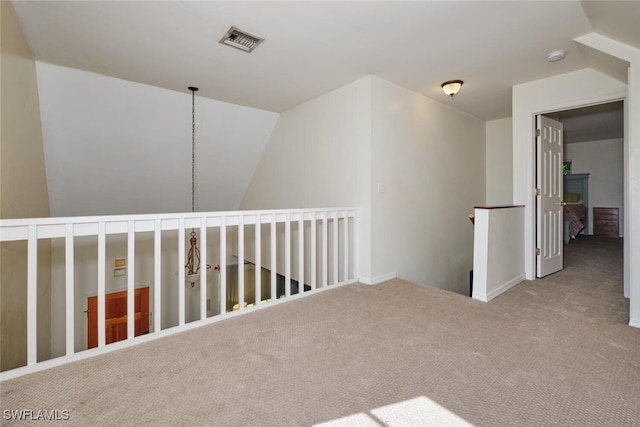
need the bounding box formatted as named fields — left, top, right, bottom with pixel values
left=12, top=1, right=639, bottom=121
left=36, top=63, right=278, bottom=217
left=580, top=0, right=640, bottom=50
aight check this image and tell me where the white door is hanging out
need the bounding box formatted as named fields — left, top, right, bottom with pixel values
left=536, top=115, right=564, bottom=277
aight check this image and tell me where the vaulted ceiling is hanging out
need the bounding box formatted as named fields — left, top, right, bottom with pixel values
left=12, top=1, right=640, bottom=121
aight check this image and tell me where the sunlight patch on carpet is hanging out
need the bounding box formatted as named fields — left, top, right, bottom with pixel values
left=314, top=396, right=474, bottom=426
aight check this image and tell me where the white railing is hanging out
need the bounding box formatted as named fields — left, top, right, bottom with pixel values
left=0, top=208, right=357, bottom=380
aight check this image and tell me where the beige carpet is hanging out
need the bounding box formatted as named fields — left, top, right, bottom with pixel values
left=1, top=236, right=639, bottom=426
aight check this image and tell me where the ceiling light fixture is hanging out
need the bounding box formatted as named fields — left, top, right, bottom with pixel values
left=441, top=80, right=464, bottom=98
left=547, top=49, right=566, bottom=62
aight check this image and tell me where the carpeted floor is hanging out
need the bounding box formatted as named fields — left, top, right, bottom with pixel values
left=1, top=236, right=638, bottom=426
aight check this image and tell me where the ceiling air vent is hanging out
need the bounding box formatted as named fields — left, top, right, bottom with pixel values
left=219, top=26, right=264, bottom=53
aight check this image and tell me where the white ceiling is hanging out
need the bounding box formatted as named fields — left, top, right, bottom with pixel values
left=12, top=1, right=640, bottom=122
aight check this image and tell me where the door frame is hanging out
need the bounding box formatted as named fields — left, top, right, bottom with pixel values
left=526, top=95, right=627, bottom=286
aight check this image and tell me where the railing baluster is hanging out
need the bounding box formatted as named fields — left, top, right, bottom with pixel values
left=27, top=225, right=38, bottom=365
left=310, top=212, right=316, bottom=290
left=343, top=211, right=349, bottom=282
left=238, top=215, right=245, bottom=310
left=200, top=217, right=207, bottom=320
left=270, top=215, right=276, bottom=300
left=322, top=212, right=328, bottom=288
left=154, top=219, right=162, bottom=332
left=352, top=212, right=358, bottom=280
left=333, top=212, right=339, bottom=285
left=298, top=214, right=304, bottom=294
left=127, top=220, right=135, bottom=340
left=255, top=216, right=261, bottom=305
left=65, top=223, right=75, bottom=355
left=220, top=216, right=227, bottom=314
left=285, top=213, right=291, bottom=297
left=178, top=218, right=186, bottom=325
left=97, top=222, right=106, bottom=348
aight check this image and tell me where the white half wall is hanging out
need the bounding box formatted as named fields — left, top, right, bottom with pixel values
left=565, top=138, right=624, bottom=236
left=486, top=117, right=513, bottom=205
left=472, top=206, right=525, bottom=302
left=371, top=77, right=485, bottom=295
left=36, top=63, right=279, bottom=217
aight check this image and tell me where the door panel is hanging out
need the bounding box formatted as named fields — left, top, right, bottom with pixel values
left=536, top=115, right=564, bottom=277
left=88, top=287, right=149, bottom=349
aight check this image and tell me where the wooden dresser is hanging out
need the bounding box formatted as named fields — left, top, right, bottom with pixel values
left=593, top=207, right=619, bottom=238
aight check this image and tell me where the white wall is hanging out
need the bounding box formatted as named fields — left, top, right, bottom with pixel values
left=486, top=117, right=513, bottom=205
left=565, top=138, right=624, bottom=236
left=0, top=1, right=51, bottom=371
left=241, top=76, right=373, bottom=281
left=36, top=63, right=279, bottom=217
left=371, top=77, right=485, bottom=295
left=242, top=76, right=485, bottom=294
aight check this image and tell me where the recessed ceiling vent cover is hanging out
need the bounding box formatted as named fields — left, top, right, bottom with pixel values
left=219, top=26, right=264, bottom=53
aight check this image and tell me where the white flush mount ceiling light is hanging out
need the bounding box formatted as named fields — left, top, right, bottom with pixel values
left=219, top=26, right=264, bottom=53
left=547, top=49, right=566, bottom=62
left=441, top=80, right=463, bottom=98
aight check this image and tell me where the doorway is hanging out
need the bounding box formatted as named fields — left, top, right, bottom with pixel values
left=535, top=101, right=624, bottom=280
left=87, top=287, right=150, bottom=348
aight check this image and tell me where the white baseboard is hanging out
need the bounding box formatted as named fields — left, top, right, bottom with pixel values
left=629, top=317, right=640, bottom=329
left=359, top=272, right=397, bottom=285
left=471, top=291, right=488, bottom=303
left=486, top=274, right=525, bottom=301
left=473, top=274, right=525, bottom=303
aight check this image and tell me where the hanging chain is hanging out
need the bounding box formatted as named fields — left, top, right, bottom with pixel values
left=191, top=88, right=196, bottom=215
left=188, top=87, right=198, bottom=276
left=186, top=86, right=207, bottom=282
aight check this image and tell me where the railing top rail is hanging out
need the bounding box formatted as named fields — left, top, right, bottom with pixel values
left=0, top=207, right=357, bottom=228
left=0, top=208, right=358, bottom=242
